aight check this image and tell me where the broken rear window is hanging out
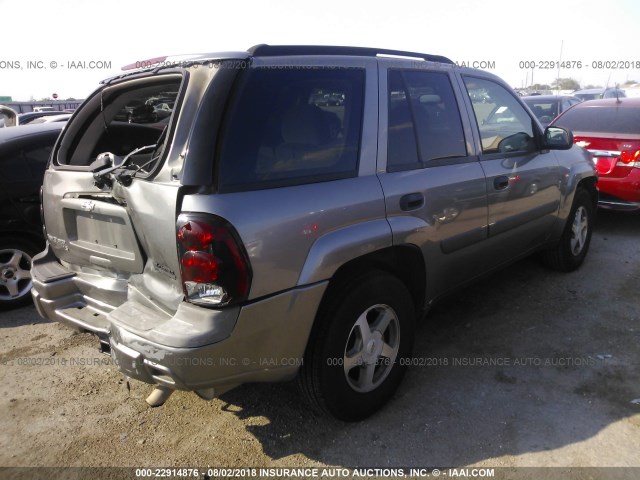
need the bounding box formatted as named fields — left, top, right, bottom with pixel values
left=55, top=75, right=182, bottom=172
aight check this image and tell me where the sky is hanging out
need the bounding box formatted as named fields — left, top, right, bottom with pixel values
left=2, top=0, right=640, bottom=100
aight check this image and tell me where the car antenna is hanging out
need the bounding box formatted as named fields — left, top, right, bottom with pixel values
left=603, top=71, right=614, bottom=100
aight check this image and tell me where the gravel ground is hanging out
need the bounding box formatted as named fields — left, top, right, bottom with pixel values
left=1, top=209, right=639, bottom=480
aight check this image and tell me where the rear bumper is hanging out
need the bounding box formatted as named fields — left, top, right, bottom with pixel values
left=31, top=245, right=327, bottom=392
left=597, top=170, right=640, bottom=210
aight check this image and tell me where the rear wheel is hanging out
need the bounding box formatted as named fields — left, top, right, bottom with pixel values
left=541, top=188, right=594, bottom=272
left=0, top=237, right=41, bottom=309
left=299, top=272, right=415, bottom=421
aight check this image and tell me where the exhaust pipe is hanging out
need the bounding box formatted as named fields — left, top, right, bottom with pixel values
left=145, top=385, right=174, bottom=407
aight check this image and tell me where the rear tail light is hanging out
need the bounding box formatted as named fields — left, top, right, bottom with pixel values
left=176, top=213, right=252, bottom=307
left=618, top=150, right=640, bottom=168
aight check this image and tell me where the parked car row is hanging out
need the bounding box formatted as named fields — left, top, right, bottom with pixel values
left=572, top=87, right=627, bottom=101
left=0, top=110, right=71, bottom=128
left=523, top=88, right=628, bottom=125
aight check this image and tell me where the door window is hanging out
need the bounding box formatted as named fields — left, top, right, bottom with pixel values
left=463, top=77, right=537, bottom=155
left=217, top=67, right=365, bottom=191
left=387, top=70, right=467, bottom=171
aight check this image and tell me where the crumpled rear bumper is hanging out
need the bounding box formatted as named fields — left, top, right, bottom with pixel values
left=31, top=245, right=327, bottom=392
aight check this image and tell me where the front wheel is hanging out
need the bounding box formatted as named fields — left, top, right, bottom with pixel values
left=541, top=188, right=594, bottom=272
left=299, top=272, right=415, bottom=421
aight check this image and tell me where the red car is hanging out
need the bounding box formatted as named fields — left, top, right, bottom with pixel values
left=551, top=97, right=640, bottom=210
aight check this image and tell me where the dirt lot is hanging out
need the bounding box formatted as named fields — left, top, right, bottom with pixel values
left=1, top=210, right=639, bottom=479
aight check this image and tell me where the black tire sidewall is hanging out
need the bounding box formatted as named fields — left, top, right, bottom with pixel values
left=312, top=274, right=415, bottom=421
left=560, top=189, right=593, bottom=270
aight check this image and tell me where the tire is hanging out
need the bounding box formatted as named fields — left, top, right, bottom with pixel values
left=0, top=237, right=41, bottom=310
left=299, top=271, right=415, bottom=421
left=541, top=188, right=594, bottom=272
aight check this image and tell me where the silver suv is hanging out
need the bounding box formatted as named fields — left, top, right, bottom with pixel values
left=31, top=45, right=597, bottom=421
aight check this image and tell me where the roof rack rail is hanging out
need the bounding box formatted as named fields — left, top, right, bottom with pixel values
left=247, top=44, right=454, bottom=64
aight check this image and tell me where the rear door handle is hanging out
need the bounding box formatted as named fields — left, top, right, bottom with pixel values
left=399, top=192, right=424, bottom=211
left=493, top=175, right=510, bottom=190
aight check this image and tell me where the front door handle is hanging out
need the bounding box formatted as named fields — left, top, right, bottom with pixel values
left=493, top=175, right=510, bottom=190
left=399, top=192, right=424, bottom=211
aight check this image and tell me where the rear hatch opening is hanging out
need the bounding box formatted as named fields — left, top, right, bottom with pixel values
left=42, top=73, right=188, bottom=319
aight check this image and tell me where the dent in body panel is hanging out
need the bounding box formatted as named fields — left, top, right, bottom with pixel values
left=119, top=179, right=184, bottom=311
left=41, top=170, right=185, bottom=314
left=42, top=170, right=139, bottom=271
left=40, top=70, right=197, bottom=314
left=106, top=282, right=328, bottom=389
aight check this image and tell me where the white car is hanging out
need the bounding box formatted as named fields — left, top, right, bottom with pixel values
left=28, top=113, right=72, bottom=124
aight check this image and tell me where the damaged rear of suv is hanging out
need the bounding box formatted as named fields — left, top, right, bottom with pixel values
left=32, top=45, right=597, bottom=421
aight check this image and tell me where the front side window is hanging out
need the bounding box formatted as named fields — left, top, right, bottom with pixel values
left=387, top=70, right=467, bottom=172
left=463, top=77, right=537, bottom=155
left=218, top=67, right=365, bottom=191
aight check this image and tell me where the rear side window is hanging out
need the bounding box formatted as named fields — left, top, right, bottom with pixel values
left=217, top=67, right=365, bottom=191
left=554, top=106, right=640, bottom=135
left=387, top=70, right=466, bottom=172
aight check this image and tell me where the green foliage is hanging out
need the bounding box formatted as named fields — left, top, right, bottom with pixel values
left=551, top=78, right=580, bottom=90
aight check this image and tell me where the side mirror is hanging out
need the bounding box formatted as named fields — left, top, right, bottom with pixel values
left=0, top=105, right=18, bottom=127
left=544, top=126, right=574, bottom=150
